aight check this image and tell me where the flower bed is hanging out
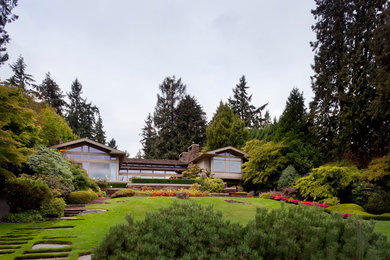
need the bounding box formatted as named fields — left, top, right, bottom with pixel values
left=145, top=189, right=209, bottom=197
left=268, top=194, right=328, bottom=208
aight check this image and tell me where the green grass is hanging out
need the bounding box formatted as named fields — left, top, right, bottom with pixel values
left=0, top=197, right=389, bottom=260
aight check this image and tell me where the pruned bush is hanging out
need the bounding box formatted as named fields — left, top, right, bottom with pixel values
left=71, top=164, right=99, bottom=192
left=326, top=203, right=390, bottom=220
left=2, top=210, right=45, bottom=223
left=111, top=189, right=135, bottom=198
left=6, top=175, right=53, bottom=213
left=277, top=165, right=299, bottom=189
left=200, top=177, right=224, bottom=193
left=93, top=201, right=390, bottom=259
left=295, top=162, right=361, bottom=201
left=364, top=190, right=390, bottom=214
left=35, top=175, right=71, bottom=198
left=41, top=198, right=65, bottom=218
left=67, top=191, right=92, bottom=204
left=89, top=189, right=98, bottom=200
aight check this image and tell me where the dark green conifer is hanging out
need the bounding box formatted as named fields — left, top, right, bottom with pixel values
left=0, top=0, right=18, bottom=66
left=37, top=72, right=66, bottom=116
left=6, top=55, right=35, bottom=90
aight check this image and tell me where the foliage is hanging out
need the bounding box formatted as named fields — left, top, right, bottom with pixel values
left=37, top=106, right=78, bottom=146
left=310, top=0, right=389, bottom=166
left=0, top=85, right=40, bottom=181
left=242, top=140, right=288, bottom=189
left=228, top=75, right=268, bottom=128
left=131, top=178, right=200, bottom=184
left=5, top=174, right=53, bottom=213
left=111, top=189, right=135, bottom=198
left=107, top=138, right=118, bottom=149
left=66, top=190, right=92, bottom=204
left=200, top=177, right=224, bottom=193
left=0, top=0, right=18, bottom=66
left=206, top=102, right=248, bottom=151
left=93, top=201, right=390, bottom=259
left=6, top=55, right=35, bottom=90
left=2, top=210, right=45, bottom=223
left=36, top=72, right=66, bottom=116
left=320, top=197, right=340, bottom=207
left=34, top=174, right=71, bottom=198
left=41, top=197, right=65, bottom=218
left=349, top=181, right=375, bottom=207
left=362, top=153, right=390, bottom=188
left=326, top=203, right=390, bottom=221
left=140, top=113, right=157, bottom=158
left=26, top=145, right=74, bottom=190
left=71, top=164, right=99, bottom=192
left=364, top=190, right=390, bottom=215
left=98, top=182, right=127, bottom=188
left=277, top=165, right=299, bottom=189
left=294, top=162, right=362, bottom=201
left=89, top=189, right=98, bottom=200
left=94, top=111, right=106, bottom=144
left=182, top=164, right=208, bottom=179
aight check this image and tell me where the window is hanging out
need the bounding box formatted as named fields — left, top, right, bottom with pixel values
left=69, top=146, right=82, bottom=152
left=213, top=156, right=242, bottom=173
left=110, top=163, right=117, bottom=181
left=89, top=154, right=110, bottom=160
left=89, top=162, right=110, bottom=180
left=89, top=147, right=106, bottom=153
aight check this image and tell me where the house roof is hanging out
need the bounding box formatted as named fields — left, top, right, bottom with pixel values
left=50, top=138, right=126, bottom=156
left=191, top=146, right=249, bottom=163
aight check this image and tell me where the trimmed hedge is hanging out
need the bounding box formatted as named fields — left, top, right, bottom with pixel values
left=131, top=178, right=200, bottom=184
left=107, top=182, right=127, bottom=188
left=326, top=203, right=390, bottom=220
left=67, top=191, right=92, bottom=204
left=111, top=189, right=135, bottom=198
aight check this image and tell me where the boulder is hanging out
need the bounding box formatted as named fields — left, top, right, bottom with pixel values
left=176, top=192, right=189, bottom=199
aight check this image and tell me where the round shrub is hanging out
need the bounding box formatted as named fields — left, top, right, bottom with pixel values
left=67, top=191, right=92, bottom=204
left=41, top=198, right=66, bottom=218
left=35, top=175, right=71, bottom=198
left=89, top=189, right=98, bottom=200
left=200, top=177, right=224, bottom=193
left=111, top=189, right=135, bottom=198
left=6, top=175, right=53, bottom=213
left=71, top=164, right=99, bottom=192
left=364, top=190, right=390, bottom=214
left=277, top=165, right=299, bottom=189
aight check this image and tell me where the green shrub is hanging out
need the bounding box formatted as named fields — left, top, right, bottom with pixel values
left=259, top=192, right=272, bottom=198
left=106, top=182, right=127, bottom=188
left=71, top=164, right=99, bottom=192
left=88, top=189, right=98, bottom=200
left=5, top=175, right=53, bottom=213
left=111, top=189, right=135, bottom=198
left=41, top=198, right=65, bottom=218
left=182, top=165, right=210, bottom=179
left=26, top=146, right=74, bottom=190
left=93, top=201, right=390, bottom=259
left=362, top=153, right=390, bottom=188
left=67, top=191, right=92, bottom=204
left=277, top=165, right=299, bottom=189
left=364, top=190, right=390, bottom=214
left=320, top=197, right=340, bottom=206
left=295, top=162, right=361, bottom=201
left=326, top=203, right=390, bottom=220
left=200, top=177, right=224, bottom=193
left=2, top=210, right=45, bottom=223
left=35, top=175, right=71, bottom=198
left=131, top=178, right=200, bottom=184
left=349, top=181, right=374, bottom=206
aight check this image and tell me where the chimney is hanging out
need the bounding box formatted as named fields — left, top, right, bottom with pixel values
left=188, top=144, right=199, bottom=161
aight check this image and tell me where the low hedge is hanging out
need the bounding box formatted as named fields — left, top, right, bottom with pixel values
left=111, top=189, right=135, bottom=198
left=326, top=203, right=390, bottom=220
left=67, top=191, right=92, bottom=204
left=131, top=178, right=200, bottom=185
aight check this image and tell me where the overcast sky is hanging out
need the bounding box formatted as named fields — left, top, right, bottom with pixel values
left=0, top=0, right=317, bottom=156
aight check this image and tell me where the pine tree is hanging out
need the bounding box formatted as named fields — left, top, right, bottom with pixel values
left=0, top=0, right=18, bottom=66
left=66, top=79, right=97, bottom=139
left=228, top=75, right=268, bottom=128
left=107, top=138, right=118, bottom=149
left=94, top=110, right=106, bottom=144
left=206, top=102, right=248, bottom=151
left=6, top=55, right=35, bottom=90
left=37, top=72, right=66, bottom=116
left=175, top=95, right=207, bottom=153
left=310, top=0, right=388, bottom=165
left=140, top=113, right=157, bottom=159
left=153, top=76, right=186, bottom=159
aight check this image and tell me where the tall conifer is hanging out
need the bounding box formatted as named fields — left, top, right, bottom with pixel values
left=37, top=72, right=66, bottom=116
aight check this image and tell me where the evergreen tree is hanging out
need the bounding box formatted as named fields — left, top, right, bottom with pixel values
left=206, top=102, right=248, bottom=151
left=153, top=76, right=186, bottom=159
left=310, top=0, right=388, bottom=165
left=6, top=55, right=35, bottom=90
left=66, top=79, right=97, bottom=139
left=228, top=75, right=268, bottom=128
left=140, top=113, right=157, bottom=159
left=0, top=0, right=18, bottom=66
left=107, top=138, right=118, bottom=149
left=37, top=72, right=66, bottom=116
left=94, top=110, right=106, bottom=144
left=175, top=95, right=207, bottom=153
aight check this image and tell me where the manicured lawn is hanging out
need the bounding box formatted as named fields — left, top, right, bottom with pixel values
left=0, top=197, right=389, bottom=260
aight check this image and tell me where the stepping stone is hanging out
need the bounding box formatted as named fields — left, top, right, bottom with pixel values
left=60, top=217, right=79, bottom=220
left=82, top=209, right=107, bottom=214
left=32, top=243, right=70, bottom=249
left=78, top=254, right=91, bottom=260
left=222, top=199, right=251, bottom=205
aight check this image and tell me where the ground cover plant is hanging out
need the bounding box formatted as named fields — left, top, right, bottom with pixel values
left=0, top=197, right=389, bottom=260
left=93, top=201, right=390, bottom=259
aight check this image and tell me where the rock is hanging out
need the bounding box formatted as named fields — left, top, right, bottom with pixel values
left=176, top=192, right=189, bottom=199
left=82, top=209, right=107, bottom=214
